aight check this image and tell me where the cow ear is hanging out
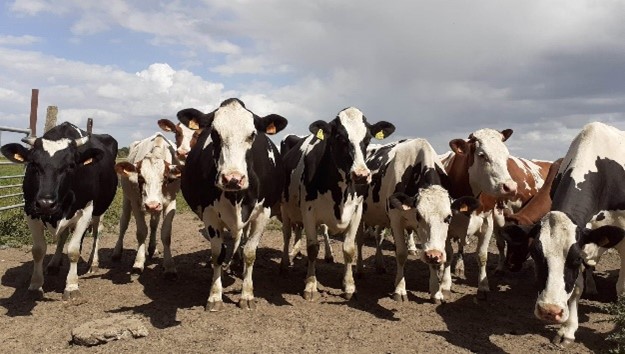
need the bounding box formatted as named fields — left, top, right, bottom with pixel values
left=451, top=196, right=480, bottom=216
left=77, top=148, right=103, bottom=166
left=389, top=192, right=416, bottom=211
left=1, top=143, right=30, bottom=163
left=580, top=225, right=625, bottom=248
left=369, top=121, right=396, bottom=140
left=177, top=108, right=212, bottom=130
left=255, top=114, right=288, bottom=135
left=158, top=119, right=177, bottom=133
left=115, top=161, right=137, bottom=177
left=309, top=120, right=331, bottom=141
left=501, top=129, right=513, bottom=142
left=449, top=139, right=470, bottom=155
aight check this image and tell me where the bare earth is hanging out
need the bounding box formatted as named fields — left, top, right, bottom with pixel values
left=0, top=212, right=619, bottom=353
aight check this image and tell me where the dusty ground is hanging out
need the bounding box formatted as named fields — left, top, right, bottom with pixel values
left=0, top=212, right=620, bottom=353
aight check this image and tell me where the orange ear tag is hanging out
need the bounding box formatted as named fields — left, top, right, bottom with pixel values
left=189, top=120, right=200, bottom=130
left=13, top=154, right=24, bottom=162
left=83, top=158, right=93, bottom=165
left=266, top=122, right=277, bottom=135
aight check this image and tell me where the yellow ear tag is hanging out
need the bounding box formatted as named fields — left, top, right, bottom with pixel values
left=459, top=205, right=468, bottom=213
left=83, top=158, right=93, bottom=166
left=189, top=120, right=200, bottom=130
left=13, top=154, right=24, bottom=162
left=316, top=129, right=325, bottom=140
left=375, top=131, right=385, bottom=140
left=266, top=122, right=277, bottom=135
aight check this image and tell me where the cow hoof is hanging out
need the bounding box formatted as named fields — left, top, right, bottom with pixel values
left=238, top=299, right=257, bottom=310
left=111, top=253, right=122, bottom=262
left=46, top=265, right=61, bottom=275
left=408, top=250, right=418, bottom=256
left=27, top=288, right=44, bottom=300
left=206, top=300, right=224, bottom=312
left=392, top=293, right=408, bottom=302
left=343, top=292, right=356, bottom=301
left=303, top=291, right=319, bottom=301
left=62, top=289, right=82, bottom=301
left=552, top=334, right=574, bottom=347
left=131, top=267, right=144, bottom=275
left=88, top=265, right=99, bottom=274
left=442, top=290, right=452, bottom=299
left=163, top=271, right=178, bottom=280
left=431, top=298, right=442, bottom=304
left=147, top=248, right=159, bottom=259
left=324, top=256, right=335, bottom=264
left=476, top=290, right=488, bottom=301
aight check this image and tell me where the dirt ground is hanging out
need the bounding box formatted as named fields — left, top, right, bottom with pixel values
left=0, top=212, right=620, bottom=353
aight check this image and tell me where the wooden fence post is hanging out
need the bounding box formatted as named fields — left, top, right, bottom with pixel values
left=29, top=89, right=38, bottom=137
left=44, top=106, right=58, bottom=133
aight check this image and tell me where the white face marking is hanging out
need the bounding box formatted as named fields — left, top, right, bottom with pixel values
left=139, top=157, right=168, bottom=209
left=212, top=100, right=256, bottom=189
left=41, top=138, right=72, bottom=157
left=267, top=145, right=276, bottom=165
left=535, top=211, right=578, bottom=322
left=415, top=185, right=452, bottom=260
left=467, top=129, right=515, bottom=196
left=338, top=107, right=369, bottom=176
left=560, top=122, right=625, bottom=190
left=178, top=123, right=195, bottom=153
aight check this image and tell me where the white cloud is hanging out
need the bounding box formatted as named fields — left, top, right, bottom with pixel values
left=0, top=35, right=41, bottom=46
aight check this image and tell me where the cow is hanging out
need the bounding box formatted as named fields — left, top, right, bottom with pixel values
left=0, top=122, right=118, bottom=300
left=357, top=138, right=479, bottom=303
left=112, top=133, right=183, bottom=277
left=497, top=122, right=625, bottom=346
left=279, top=134, right=334, bottom=266
left=280, top=107, right=395, bottom=300
left=177, top=98, right=287, bottom=311
left=441, top=128, right=551, bottom=299
left=157, top=118, right=200, bottom=162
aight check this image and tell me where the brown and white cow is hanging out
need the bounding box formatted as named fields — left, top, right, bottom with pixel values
left=158, top=118, right=201, bottom=162
left=113, top=133, right=182, bottom=277
left=441, top=128, right=550, bottom=299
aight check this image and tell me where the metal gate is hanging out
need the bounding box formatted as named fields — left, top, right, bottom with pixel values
left=0, top=126, right=31, bottom=212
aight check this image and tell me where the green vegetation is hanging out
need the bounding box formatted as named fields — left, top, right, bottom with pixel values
left=607, top=295, right=625, bottom=353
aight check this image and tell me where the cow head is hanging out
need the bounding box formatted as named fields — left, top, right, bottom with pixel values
left=177, top=98, right=287, bottom=191
left=578, top=224, right=625, bottom=266
left=1, top=136, right=101, bottom=217
left=389, top=187, right=479, bottom=265
left=529, top=211, right=584, bottom=325
left=115, top=155, right=182, bottom=214
left=158, top=118, right=199, bottom=162
left=308, top=107, right=395, bottom=184
left=449, top=128, right=517, bottom=197
left=500, top=223, right=538, bottom=272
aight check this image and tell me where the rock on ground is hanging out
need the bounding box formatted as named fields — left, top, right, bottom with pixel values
left=71, top=314, right=148, bottom=346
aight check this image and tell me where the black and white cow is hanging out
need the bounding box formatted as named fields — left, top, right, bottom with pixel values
left=280, top=107, right=395, bottom=300
left=113, top=133, right=183, bottom=277
left=503, top=122, right=625, bottom=346
left=0, top=122, right=118, bottom=300
left=177, top=98, right=287, bottom=311
left=357, top=139, right=479, bottom=303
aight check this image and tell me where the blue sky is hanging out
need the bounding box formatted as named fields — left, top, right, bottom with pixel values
left=2, top=0, right=625, bottom=160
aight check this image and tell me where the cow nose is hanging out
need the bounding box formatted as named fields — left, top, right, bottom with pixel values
left=145, top=202, right=162, bottom=212
left=424, top=250, right=444, bottom=264
left=177, top=149, right=188, bottom=160
left=501, top=181, right=517, bottom=195
left=221, top=173, right=245, bottom=190
left=36, top=198, right=56, bottom=213
left=351, top=168, right=371, bottom=185
left=537, top=303, right=564, bottom=322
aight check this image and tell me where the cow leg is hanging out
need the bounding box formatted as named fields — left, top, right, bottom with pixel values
left=147, top=212, right=160, bottom=259
left=205, top=213, right=225, bottom=311
left=132, top=202, right=149, bottom=273
left=86, top=216, right=102, bottom=273
left=160, top=201, right=177, bottom=278
left=451, top=241, right=465, bottom=279
left=355, top=223, right=365, bottom=277
left=369, top=226, right=387, bottom=274
left=583, top=266, right=598, bottom=296
left=303, top=216, right=320, bottom=301
left=27, top=217, right=46, bottom=296
left=280, top=214, right=294, bottom=274
left=46, top=228, right=69, bottom=275
left=390, top=218, right=408, bottom=302
left=407, top=231, right=418, bottom=256
left=239, top=209, right=270, bottom=310
left=616, top=249, right=625, bottom=297
left=112, top=196, right=131, bottom=261
left=321, top=224, right=334, bottom=263
left=553, top=274, right=583, bottom=347
left=475, top=218, right=494, bottom=300
left=494, top=228, right=506, bottom=275
left=436, top=239, right=454, bottom=302
left=63, top=207, right=94, bottom=301
left=342, top=213, right=362, bottom=300
left=429, top=264, right=446, bottom=304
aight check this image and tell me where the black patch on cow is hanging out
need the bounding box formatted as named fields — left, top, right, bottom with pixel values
left=579, top=225, right=625, bottom=249
left=529, top=237, right=549, bottom=293
left=595, top=212, right=606, bottom=221
left=217, top=243, right=228, bottom=265
left=564, top=242, right=583, bottom=294
left=208, top=226, right=216, bottom=238
left=501, top=223, right=539, bottom=272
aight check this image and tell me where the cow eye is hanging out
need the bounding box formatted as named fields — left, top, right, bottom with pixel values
left=138, top=175, right=145, bottom=184
left=477, top=152, right=489, bottom=162
left=444, top=215, right=452, bottom=223
left=246, top=132, right=256, bottom=143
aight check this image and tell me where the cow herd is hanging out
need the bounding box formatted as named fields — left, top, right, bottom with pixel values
left=1, top=98, right=625, bottom=347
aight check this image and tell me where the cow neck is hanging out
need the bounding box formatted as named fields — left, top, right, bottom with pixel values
left=445, top=149, right=475, bottom=199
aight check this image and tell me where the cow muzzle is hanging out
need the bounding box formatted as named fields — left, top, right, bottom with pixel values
left=423, top=250, right=445, bottom=265
left=144, top=201, right=163, bottom=213
left=220, top=172, right=247, bottom=191
left=536, top=303, right=565, bottom=323
left=176, top=148, right=188, bottom=161
left=498, top=181, right=517, bottom=196
left=35, top=198, right=57, bottom=215
left=351, top=168, right=371, bottom=185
